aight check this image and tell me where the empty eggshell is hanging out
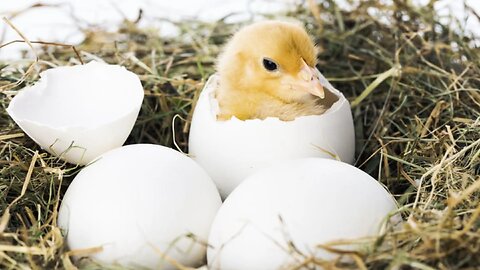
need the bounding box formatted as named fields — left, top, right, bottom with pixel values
left=189, top=74, right=355, bottom=198
left=207, top=158, right=398, bottom=270
left=58, top=144, right=222, bottom=269
left=6, top=61, right=144, bottom=165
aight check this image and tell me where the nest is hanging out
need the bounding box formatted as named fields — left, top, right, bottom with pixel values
left=0, top=0, right=479, bottom=269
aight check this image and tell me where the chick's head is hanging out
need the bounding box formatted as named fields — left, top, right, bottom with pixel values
left=217, top=21, right=325, bottom=105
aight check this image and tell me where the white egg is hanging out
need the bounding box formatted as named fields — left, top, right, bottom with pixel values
left=58, top=144, right=222, bottom=269
left=189, top=74, right=355, bottom=198
left=207, top=158, right=398, bottom=270
left=7, top=61, right=144, bottom=165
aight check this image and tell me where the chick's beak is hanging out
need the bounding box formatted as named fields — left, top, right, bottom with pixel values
left=298, top=59, right=325, bottom=99
left=290, top=59, right=325, bottom=99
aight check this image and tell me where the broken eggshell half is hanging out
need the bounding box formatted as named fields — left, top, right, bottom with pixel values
left=7, top=61, right=144, bottom=165
left=188, top=72, right=355, bottom=199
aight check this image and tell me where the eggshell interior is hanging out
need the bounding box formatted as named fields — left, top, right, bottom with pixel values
left=7, top=61, right=144, bottom=165
left=207, top=158, right=398, bottom=269
left=189, top=74, right=355, bottom=198
left=58, top=144, right=222, bottom=269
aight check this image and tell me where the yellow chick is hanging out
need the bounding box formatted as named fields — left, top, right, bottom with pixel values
left=216, top=20, right=338, bottom=121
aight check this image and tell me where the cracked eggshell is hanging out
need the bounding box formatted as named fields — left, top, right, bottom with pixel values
left=6, top=61, right=144, bottom=165
left=188, top=74, right=355, bottom=198
left=207, top=158, right=398, bottom=270
left=58, top=144, right=222, bottom=269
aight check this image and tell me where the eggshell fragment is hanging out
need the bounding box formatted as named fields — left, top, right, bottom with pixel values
left=58, top=144, right=222, bottom=269
left=6, top=61, right=144, bottom=165
left=189, top=74, right=355, bottom=198
left=207, top=158, right=398, bottom=270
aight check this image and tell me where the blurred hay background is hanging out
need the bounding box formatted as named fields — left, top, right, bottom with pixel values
left=1, top=0, right=479, bottom=269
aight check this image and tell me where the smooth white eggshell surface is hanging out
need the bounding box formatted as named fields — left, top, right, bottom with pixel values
left=58, top=144, right=222, bottom=269
left=7, top=61, right=144, bottom=165
left=207, top=158, right=398, bottom=270
left=189, top=74, right=355, bottom=198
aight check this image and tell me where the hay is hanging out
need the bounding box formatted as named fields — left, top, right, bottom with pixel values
left=0, top=0, right=479, bottom=269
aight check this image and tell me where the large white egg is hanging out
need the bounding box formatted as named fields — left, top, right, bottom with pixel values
left=207, top=158, right=398, bottom=270
left=7, top=61, right=144, bottom=165
left=58, top=144, right=222, bottom=269
left=189, top=75, right=355, bottom=198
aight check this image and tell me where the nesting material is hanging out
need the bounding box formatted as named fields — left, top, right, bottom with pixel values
left=7, top=61, right=144, bottom=165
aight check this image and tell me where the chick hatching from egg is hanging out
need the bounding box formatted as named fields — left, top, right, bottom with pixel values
left=189, top=20, right=355, bottom=197
left=216, top=20, right=338, bottom=121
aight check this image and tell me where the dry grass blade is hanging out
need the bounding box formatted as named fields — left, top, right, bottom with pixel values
left=350, top=64, right=402, bottom=108
left=0, top=133, right=24, bottom=141
left=0, top=17, right=38, bottom=92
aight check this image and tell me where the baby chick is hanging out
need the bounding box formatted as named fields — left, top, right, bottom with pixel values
left=216, top=20, right=338, bottom=121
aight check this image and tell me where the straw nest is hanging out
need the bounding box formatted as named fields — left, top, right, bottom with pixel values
left=0, top=1, right=479, bottom=269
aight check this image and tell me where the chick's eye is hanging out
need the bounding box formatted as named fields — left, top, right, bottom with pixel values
left=262, top=58, right=278, bottom=71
